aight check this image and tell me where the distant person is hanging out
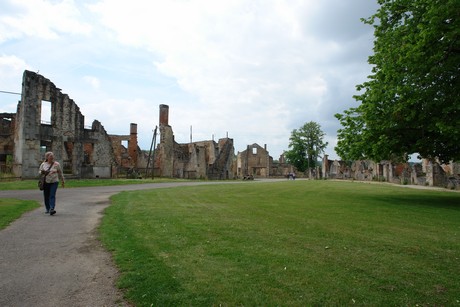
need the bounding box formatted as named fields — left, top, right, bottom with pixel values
left=38, top=152, right=65, bottom=215
left=292, top=172, right=296, bottom=180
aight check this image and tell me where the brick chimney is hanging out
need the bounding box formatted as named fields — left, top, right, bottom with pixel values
left=128, top=123, right=138, bottom=166
left=159, top=104, right=169, bottom=126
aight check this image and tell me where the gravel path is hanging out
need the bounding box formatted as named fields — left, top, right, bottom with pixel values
left=0, top=182, right=223, bottom=307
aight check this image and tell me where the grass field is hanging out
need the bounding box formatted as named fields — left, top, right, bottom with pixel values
left=0, top=198, right=39, bottom=230
left=100, top=180, right=460, bottom=306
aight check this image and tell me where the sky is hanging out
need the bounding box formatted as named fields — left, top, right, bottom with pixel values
left=0, top=0, right=379, bottom=160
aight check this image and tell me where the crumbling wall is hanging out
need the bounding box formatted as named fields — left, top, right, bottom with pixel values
left=181, top=142, right=209, bottom=179
left=270, top=153, right=294, bottom=177
left=322, top=158, right=350, bottom=179
left=0, top=113, right=15, bottom=173
left=207, top=138, right=235, bottom=180
left=82, top=120, right=114, bottom=178
left=322, top=155, right=460, bottom=190
left=411, top=163, right=426, bottom=185
left=236, top=143, right=271, bottom=178
left=154, top=104, right=235, bottom=179
left=13, top=71, right=115, bottom=178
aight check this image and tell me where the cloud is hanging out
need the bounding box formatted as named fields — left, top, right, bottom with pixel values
left=87, top=1, right=377, bottom=156
left=0, top=55, right=29, bottom=109
left=0, top=0, right=91, bottom=42
left=0, top=0, right=379, bottom=160
left=83, top=75, right=100, bottom=89
left=0, top=54, right=28, bottom=83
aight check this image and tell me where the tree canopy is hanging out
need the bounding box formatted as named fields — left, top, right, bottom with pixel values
left=285, top=121, right=328, bottom=172
left=335, top=0, right=459, bottom=163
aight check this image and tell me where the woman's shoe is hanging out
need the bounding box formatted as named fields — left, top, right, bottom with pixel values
left=50, top=209, right=56, bottom=215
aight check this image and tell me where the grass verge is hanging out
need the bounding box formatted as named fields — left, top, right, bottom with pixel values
left=0, top=178, right=183, bottom=190
left=0, top=198, right=40, bottom=230
left=100, top=180, right=460, bottom=306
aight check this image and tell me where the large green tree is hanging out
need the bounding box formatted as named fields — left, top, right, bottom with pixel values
left=285, top=121, right=328, bottom=172
left=335, top=0, right=459, bottom=163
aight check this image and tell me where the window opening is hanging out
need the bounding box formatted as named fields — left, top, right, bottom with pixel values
left=83, top=143, right=94, bottom=165
left=41, top=100, right=52, bottom=125
left=64, top=142, right=74, bottom=174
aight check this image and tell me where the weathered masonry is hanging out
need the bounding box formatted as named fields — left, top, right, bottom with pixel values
left=322, top=155, right=460, bottom=189
left=236, top=143, right=273, bottom=178
left=1, top=71, right=237, bottom=180
left=236, top=143, right=295, bottom=179
left=1, top=70, right=295, bottom=181
left=3, top=71, right=141, bottom=179
left=154, top=104, right=235, bottom=179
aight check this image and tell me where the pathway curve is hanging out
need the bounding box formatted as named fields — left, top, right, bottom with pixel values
left=0, top=182, right=226, bottom=307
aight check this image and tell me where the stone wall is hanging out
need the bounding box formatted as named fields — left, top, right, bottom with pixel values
left=13, top=71, right=87, bottom=178
left=0, top=113, right=16, bottom=173
left=322, top=155, right=460, bottom=190
left=154, top=104, right=235, bottom=179
left=8, top=71, right=142, bottom=179
left=236, top=143, right=272, bottom=178
left=270, top=153, right=295, bottom=178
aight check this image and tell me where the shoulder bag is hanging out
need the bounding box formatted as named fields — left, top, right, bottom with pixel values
left=38, top=163, right=54, bottom=191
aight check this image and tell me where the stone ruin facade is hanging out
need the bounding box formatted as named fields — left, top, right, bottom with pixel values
left=0, top=71, right=245, bottom=181
left=6, top=70, right=455, bottom=187
left=0, top=70, right=299, bottom=181
left=322, top=155, right=460, bottom=190
left=237, top=144, right=272, bottom=178
left=236, top=143, right=296, bottom=179
left=0, top=71, right=145, bottom=179
left=1, top=71, right=240, bottom=180
left=153, top=104, right=235, bottom=179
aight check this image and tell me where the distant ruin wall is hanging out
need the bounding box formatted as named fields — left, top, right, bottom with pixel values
left=322, top=155, right=460, bottom=190
left=237, top=143, right=272, bottom=178
left=154, top=104, right=235, bottom=179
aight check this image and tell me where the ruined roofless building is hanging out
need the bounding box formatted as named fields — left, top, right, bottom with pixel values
left=236, top=143, right=272, bottom=178
left=4, top=71, right=235, bottom=180
left=154, top=104, right=235, bottom=179
left=7, top=70, right=141, bottom=179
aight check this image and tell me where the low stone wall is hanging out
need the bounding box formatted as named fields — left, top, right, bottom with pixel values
left=322, top=156, right=460, bottom=190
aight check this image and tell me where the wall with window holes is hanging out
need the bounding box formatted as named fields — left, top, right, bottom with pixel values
left=9, top=71, right=140, bottom=179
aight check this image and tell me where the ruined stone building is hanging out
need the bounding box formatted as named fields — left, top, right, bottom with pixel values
left=236, top=144, right=296, bottom=179
left=0, top=71, right=293, bottom=181
left=237, top=144, right=272, bottom=178
left=153, top=104, right=235, bottom=179
left=322, top=155, right=460, bottom=189
left=0, top=71, right=236, bottom=180
left=0, top=71, right=143, bottom=179
left=272, top=153, right=296, bottom=177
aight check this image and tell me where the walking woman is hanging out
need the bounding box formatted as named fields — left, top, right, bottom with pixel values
left=38, top=152, right=65, bottom=215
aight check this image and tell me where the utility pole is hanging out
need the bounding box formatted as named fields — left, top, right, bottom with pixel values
left=145, top=126, right=158, bottom=179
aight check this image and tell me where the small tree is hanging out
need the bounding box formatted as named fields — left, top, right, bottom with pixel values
left=285, top=122, right=328, bottom=176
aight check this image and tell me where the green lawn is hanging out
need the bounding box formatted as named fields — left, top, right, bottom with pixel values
left=0, top=198, right=40, bottom=230
left=0, top=178, right=182, bottom=190
left=100, top=180, right=460, bottom=306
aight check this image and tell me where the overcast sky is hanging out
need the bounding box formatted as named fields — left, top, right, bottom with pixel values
left=0, top=0, right=379, bottom=160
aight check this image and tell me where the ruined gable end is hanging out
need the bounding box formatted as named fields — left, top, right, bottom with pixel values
left=12, top=71, right=115, bottom=179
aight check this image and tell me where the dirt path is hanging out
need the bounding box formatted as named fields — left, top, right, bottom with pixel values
left=0, top=182, right=223, bottom=307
